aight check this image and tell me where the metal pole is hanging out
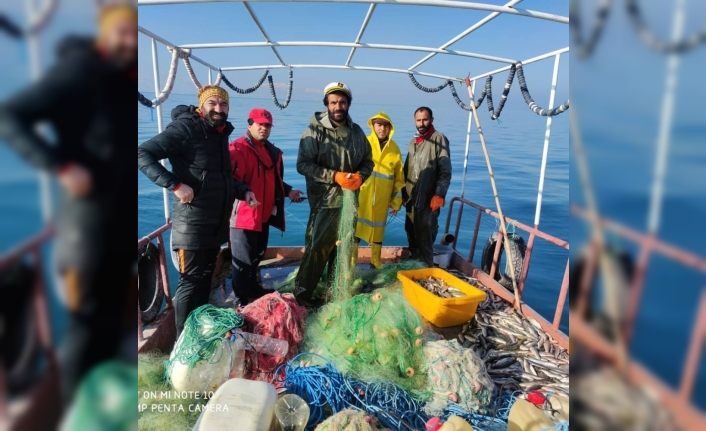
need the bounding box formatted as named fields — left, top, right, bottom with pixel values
left=25, top=0, right=53, bottom=223
left=151, top=38, right=171, bottom=223
left=460, top=80, right=475, bottom=198
left=626, top=0, right=687, bottom=343
left=345, top=3, right=376, bottom=66
left=533, top=53, right=560, bottom=226
left=208, top=68, right=213, bottom=84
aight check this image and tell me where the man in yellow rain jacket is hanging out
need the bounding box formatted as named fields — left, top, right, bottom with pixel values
left=354, top=112, right=405, bottom=268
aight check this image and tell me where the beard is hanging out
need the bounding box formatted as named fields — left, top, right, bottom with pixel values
left=328, top=108, right=348, bottom=123
left=417, top=125, right=429, bottom=134
left=207, top=111, right=228, bottom=127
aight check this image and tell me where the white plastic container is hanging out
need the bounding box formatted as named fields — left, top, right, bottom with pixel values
left=193, top=378, right=277, bottom=431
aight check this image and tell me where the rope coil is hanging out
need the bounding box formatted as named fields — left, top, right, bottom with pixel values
left=515, top=63, right=570, bottom=117
left=570, top=0, right=613, bottom=59
left=221, top=70, right=270, bottom=94
left=268, top=68, right=294, bottom=110
left=484, top=64, right=516, bottom=120
left=408, top=73, right=450, bottom=93
left=625, top=0, right=706, bottom=54
left=138, top=47, right=180, bottom=108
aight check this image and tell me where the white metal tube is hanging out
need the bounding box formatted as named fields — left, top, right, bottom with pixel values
left=460, top=79, right=475, bottom=199
left=151, top=38, right=170, bottom=223
left=137, top=0, right=569, bottom=24
left=242, top=1, right=286, bottom=65
left=220, top=63, right=466, bottom=81
left=180, top=40, right=517, bottom=64
left=409, top=0, right=523, bottom=70
left=208, top=68, right=212, bottom=84
left=346, top=3, right=376, bottom=66
left=139, top=26, right=220, bottom=71
left=647, top=0, right=686, bottom=234
left=471, top=46, right=569, bottom=81
left=25, top=0, right=53, bottom=223
left=533, top=53, right=560, bottom=227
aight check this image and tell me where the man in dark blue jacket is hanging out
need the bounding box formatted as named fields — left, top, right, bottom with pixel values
left=138, top=85, right=250, bottom=336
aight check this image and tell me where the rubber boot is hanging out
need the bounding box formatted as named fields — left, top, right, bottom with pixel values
left=370, top=243, right=383, bottom=269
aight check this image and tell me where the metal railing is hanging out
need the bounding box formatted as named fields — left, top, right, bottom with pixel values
left=136, top=222, right=174, bottom=343
left=443, top=196, right=570, bottom=330
left=571, top=205, right=706, bottom=429
left=0, top=225, right=57, bottom=419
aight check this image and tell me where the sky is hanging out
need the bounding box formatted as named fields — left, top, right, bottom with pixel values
left=136, top=0, right=569, bottom=105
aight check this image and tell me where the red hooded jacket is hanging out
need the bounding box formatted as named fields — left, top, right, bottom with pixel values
left=229, top=135, right=291, bottom=232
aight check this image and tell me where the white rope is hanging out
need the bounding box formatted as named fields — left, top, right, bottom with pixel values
left=180, top=48, right=203, bottom=89
left=150, top=47, right=180, bottom=107
left=213, top=70, right=223, bottom=86
left=27, top=0, right=58, bottom=35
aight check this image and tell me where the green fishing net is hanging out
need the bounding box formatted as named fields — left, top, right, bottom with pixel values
left=165, top=304, right=243, bottom=371
left=304, top=287, right=429, bottom=397
left=332, top=189, right=358, bottom=301
left=138, top=353, right=205, bottom=431
left=61, top=361, right=137, bottom=431
left=165, top=304, right=244, bottom=393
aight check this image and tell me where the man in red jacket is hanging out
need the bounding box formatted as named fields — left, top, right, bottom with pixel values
left=229, top=108, right=303, bottom=304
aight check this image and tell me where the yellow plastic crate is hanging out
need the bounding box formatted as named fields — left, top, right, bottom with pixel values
left=397, top=267, right=487, bottom=327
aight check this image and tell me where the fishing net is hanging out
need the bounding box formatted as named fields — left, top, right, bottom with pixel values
left=276, top=354, right=429, bottom=429
left=423, top=339, right=495, bottom=416
left=165, top=304, right=244, bottom=392
left=239, top=292, right=307, bottom=382
left=332, top=189, right=358, bottom=301
left=314, top=409, right=388, bottom=431
left=61, top=361, right=137, bottom=431
left=138, top=353, right=205, bottom=431
left=303, top=287, right=429, bottom=396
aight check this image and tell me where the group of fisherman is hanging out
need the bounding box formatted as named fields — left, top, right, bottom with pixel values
left=138, top=81, right=452, bottom=335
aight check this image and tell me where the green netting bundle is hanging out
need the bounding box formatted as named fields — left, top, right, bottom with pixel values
left=332, top=189, right=358, bottom=301
left=314, top=408, right=388, bottom=431
left=165, top=304, right=244, bottom=392
left=358, top=260, right=425, bottom=289
left=423, top=339, right=495, bottom=416
left=61, top=361, right=137, bottom=431
left=138, top=353, right=205, bottom=431
left=304, top=287, right=429, bottom=397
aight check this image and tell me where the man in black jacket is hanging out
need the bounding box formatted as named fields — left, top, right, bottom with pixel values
left=0, top=3, right=137, bottom=403
left=138, top=85, right=251, bottom=336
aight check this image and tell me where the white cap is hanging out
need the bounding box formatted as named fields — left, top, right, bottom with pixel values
left=323, top=82, right=352, bottom=99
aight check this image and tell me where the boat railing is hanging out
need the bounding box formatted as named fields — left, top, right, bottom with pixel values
left=443, top=196, right=570, bottom=330
left=571, top=204, right=706, bottom=429
left=136, top=222, right=174, bottom=343
left=0, top=225, right=56, bottom=418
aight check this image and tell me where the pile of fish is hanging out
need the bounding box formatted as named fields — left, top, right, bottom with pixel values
left=448, top=270, right=569, bottom=396
left=416, top=276, right=466, bottom=298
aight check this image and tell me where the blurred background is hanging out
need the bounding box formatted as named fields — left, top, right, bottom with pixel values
left=1, top=0, right=137, bottom=429
left=569, top=0, right=705, bottom=429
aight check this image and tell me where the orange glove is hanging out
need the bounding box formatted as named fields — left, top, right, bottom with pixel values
left=430, top=195, right=445, bottom=211
left=348, top=173, right=363, bottom=190
left=334, top=172, right=363, bottom=190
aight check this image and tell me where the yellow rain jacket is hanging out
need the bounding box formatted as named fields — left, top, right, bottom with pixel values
left=355, top=112, right=405, bottom=244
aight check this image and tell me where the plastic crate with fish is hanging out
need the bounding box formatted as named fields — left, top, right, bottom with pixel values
left=397, top=267, right=487, bottom=327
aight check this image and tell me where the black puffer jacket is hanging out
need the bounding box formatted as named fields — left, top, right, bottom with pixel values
left=138, top=105, right=243, bottom=250
left=0, top=36, right=136, bottom=268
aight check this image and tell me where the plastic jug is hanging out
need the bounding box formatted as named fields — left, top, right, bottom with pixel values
left=274, top=394, right=310, bottom=431
left=193, top=378, right=276, bottom=431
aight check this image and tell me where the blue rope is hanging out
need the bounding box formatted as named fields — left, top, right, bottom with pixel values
left=274, top=353, right=530, bottom=431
